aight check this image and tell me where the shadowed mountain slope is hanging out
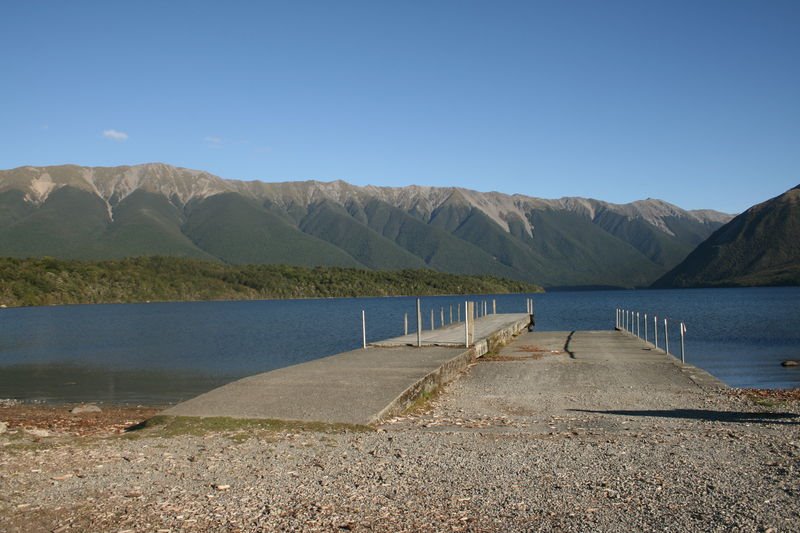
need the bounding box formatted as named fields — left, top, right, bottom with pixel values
left=653, top=185, right=800, bottom=288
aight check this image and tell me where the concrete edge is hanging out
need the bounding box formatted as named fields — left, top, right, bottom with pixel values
left=369, top=316, right=530, bottom=424
left=616, top=328, right=728, bottom=391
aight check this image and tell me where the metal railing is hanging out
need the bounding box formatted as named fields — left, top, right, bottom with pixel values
left=615, top=307, right=687, bottom=364
left=361, top=297, right=534, bottom=349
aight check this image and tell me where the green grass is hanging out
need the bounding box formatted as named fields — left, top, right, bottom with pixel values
left=124, top=415, right=372, bottom=438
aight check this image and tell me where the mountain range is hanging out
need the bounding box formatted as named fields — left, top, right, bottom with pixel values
left=0, top=163, right=733, bottom=288
left=653, top=184, right=800, bottom=288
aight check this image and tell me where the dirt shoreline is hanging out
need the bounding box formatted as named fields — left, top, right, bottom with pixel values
left=2, top=331, right=799, bottom=532
left=2, top=387, right=798, bottom=435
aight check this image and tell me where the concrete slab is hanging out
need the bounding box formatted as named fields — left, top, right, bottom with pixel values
left=373, top=313, right=530, bottom=347
left=441, top=329, right=728, bottom=429
left=163, top=313, right=531, bottom=425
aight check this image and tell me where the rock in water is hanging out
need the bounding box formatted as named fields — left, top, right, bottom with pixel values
left=70, top=404, right=102, bottom=414
left=780, top=360, right=799, bottom=367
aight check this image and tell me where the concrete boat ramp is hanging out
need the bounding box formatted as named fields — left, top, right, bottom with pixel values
left=164, top=313, right=530, bottom=425
left=164, top=313, right=725, bottom=426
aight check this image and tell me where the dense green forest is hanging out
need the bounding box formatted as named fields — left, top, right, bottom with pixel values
left=0, top=257, right=543, bottom=307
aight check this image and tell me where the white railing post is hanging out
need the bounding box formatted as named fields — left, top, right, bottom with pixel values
left=654, top=316, right=658, bottom=349
left=644, top=313, right=648, bottom=343
left=416, top=298, right=422, bottom=347
left=680, top=322, right=686, bottom=363
left=464, top=301, right=469, bottom=348
left=361, top=310, right=367, bottom=349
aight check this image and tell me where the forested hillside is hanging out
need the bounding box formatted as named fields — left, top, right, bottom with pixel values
left=0, top=164, right=732, bottom=288
left=0, top=257, right=543, bottom=308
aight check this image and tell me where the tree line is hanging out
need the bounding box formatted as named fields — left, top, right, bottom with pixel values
left=0, top=256, right=543, bottom=307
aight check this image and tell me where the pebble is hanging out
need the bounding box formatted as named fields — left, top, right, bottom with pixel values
left=70, top=404, right=103, bottom=414
left=24, top=428, right=51, bottom=438
left=1, top=348, right=799, bottom=532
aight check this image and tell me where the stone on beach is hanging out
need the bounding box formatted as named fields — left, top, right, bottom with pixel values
left=70, top=404, right=103, bottom=414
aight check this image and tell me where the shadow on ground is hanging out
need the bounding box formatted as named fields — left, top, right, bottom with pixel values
left=570, top=408, right=800, bottom=425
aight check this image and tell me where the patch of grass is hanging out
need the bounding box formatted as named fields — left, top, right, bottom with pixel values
left=481, top=347, right=503, bottom=360
left=752, top=398, right=779, bottom=408
left=405, top=386, right=444, bottom=415
left=124, top=415, right=372, bottom=438
left=735, top=388, right=800, bottom=410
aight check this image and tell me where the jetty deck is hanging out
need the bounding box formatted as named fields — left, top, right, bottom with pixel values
left=164, top=313, right=530, bottom=425
left=164, top=311, right=727, bottom=425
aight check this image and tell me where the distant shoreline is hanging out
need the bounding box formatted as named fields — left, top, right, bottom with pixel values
left=0, top=256, right=543, bottom=309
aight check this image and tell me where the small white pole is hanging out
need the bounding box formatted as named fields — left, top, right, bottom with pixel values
left=493, top=299, right=496, bottom=314
left=450, top=305, right=453, bottom=324
left=464, top=301, right=469, bottom=347
left=431, top=309, right=435, bottom=330
left=680, top=322, right=686, bottom=363
left=636, top=312, right=640, bottom=338
left=457, top=304, right=461, bottom=322
left=404, top=312, right=408, bottom=335
left=664, top=318, right=669, bottom=355
left=441, top=307, right=445, bottom=328
left=644, top=313, right=648, bottom=343
left=416, top=298, right=422, bottom=347
left=361, top=310, right=367, bottom=349
left=654, top=316, right=658, bottom=349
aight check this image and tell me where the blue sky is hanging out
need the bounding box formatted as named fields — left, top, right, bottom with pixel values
left=1, top=1, right=798, bottom=213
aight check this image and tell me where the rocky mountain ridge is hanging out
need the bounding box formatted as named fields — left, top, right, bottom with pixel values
left=0, top=163, right=733, bottom=288
left=2, top=163, right=729, bottom=231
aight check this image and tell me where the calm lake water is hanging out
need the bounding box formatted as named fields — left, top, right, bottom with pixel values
left=1, top=287, right=798, bottom=404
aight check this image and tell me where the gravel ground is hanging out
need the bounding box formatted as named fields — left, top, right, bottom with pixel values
left=1, top=331, right=798, bottom=532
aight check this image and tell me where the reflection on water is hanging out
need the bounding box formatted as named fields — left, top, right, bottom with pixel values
left=0, top=363, right=226, bottom=405
left=0, top=287, right=797, bottom=404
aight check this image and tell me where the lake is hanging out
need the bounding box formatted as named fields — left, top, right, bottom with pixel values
left=1, top=287, right=798, bottom=404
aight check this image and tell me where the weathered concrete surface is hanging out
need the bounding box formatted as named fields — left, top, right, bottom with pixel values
left=409, top=329, right=730, bottom=435
left=163, top=314, right=530, bottom=425
left=373, top=313, right=530, bottom=347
